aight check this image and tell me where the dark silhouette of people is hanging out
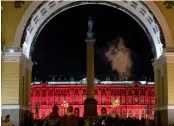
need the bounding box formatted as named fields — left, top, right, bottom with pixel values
left=62, top=106, right=78, bottom=126
left=43, top=105, right=61, bottom=126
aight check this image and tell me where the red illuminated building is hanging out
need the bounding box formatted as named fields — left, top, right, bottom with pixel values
left=30, top=78, right=155, bottom=119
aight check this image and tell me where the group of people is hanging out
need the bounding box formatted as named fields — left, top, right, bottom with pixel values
left=2, top=105, right=156, bottom=126
left=28, top=106, right=156, bottom=126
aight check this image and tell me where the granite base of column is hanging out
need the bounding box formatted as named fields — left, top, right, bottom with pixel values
left=84, top=98, right=98, bottom=117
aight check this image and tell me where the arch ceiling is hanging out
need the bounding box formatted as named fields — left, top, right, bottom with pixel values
left=15, top=1, right=165, bottom=60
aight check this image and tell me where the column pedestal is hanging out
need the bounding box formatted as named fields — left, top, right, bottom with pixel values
left=84, top=98, right=98, bottom=117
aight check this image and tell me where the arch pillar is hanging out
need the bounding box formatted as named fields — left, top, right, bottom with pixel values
left=1, top=47, right=32, bottom=126
left=153, top=52, right=174, bottom=126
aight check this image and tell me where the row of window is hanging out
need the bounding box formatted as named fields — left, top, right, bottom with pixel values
left=31, top=96, right=154, bottom=105
left=32, top=89, right=154, bottom=96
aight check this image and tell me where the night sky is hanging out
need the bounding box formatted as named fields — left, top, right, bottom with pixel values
left=32, top=4, right=154, bottom=82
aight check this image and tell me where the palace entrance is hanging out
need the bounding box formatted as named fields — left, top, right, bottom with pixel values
left=1, top=1, right=174, bottom=126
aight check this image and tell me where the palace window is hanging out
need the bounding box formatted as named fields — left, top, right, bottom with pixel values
left=151, top=99, right=155, bottom=104
left=94, top=89, right=98, bottom=95
left=128, top=96, right=132, bottom=104
left=94, top=95, right=98, bottom=102
left=128, top=110, right=133, bottom=117
left=66, top=95, right=70, bottom=102
left=60, top=96, right=64, bottom=103
left=111, top=96, right=115, bottom=103
left=121, top=96, right=125, bottom=104
left=42, top=99, right=46, bottom=105
left=102, top=95, right=106, bottom=104
left=55, top=89, right=59, bottom=95
left=36, top=96, right=40, bottom=104
left=135, top=97, right=138, bottom=104
left=82, top=95, right=86, bottom=103
left=83, top=89, right=86, bottom=95
left=42, top=89, right=46, bottom=96
left=141, top=96, right=145, bottom=104
left=61, top=89, right=63, bottom=94
left=74, top=95, right=79, bottom=104
left=48, top=98, right=52, bottom=105
left=55, top=97, right=59, bottom=105
left=48, top=89, right=53, bottom=96
left=36, top=90, right=40, bottom=96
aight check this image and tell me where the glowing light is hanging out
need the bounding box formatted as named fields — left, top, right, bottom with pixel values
left=61, top=101, right=69, bottom=108
left=9, top=49, right=14, bottom=53
left=112, top=100, right=120, bottom=108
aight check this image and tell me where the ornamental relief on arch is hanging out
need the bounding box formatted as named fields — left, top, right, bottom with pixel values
left=14, top=1, right=25, bottom=9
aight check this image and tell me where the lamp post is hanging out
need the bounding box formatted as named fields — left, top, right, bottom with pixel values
left=112, top=100, right=120, bottom=115
left=35, top=103, right=39, bottom=119
left=61, top=101, right=69, bottom=115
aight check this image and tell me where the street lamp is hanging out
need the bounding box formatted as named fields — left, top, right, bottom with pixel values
left=112, top=100, right=120, bottom=115
left=61, top=101, right=69, bottom=115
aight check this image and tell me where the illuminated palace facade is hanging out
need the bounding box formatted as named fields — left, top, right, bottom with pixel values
left=31, top=78, right=155, bottom=118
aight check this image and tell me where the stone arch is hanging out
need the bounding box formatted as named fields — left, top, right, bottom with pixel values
left=13, top=1, right=174, bottom=60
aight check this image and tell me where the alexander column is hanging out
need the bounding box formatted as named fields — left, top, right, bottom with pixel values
left=84, top=17, right=97, bottom=117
